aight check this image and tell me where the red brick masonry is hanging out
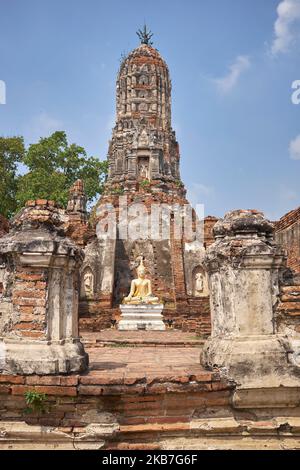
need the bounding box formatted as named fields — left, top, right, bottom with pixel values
left=275, top=207, right=300, bottom=274
left=0, top=344, right=233, bottom=447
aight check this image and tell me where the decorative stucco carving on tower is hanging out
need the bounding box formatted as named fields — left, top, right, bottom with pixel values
left=105, top=30, right=182, bottom=194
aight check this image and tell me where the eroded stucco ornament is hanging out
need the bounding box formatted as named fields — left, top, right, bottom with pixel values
left=201, top=209, right=300, bottom=390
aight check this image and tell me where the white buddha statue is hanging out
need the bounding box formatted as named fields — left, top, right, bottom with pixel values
left=194, top=272, right=204, bottom=297
left=83, top=269, right=94, bottom=297
left=123, top=258, right=160, bottom=305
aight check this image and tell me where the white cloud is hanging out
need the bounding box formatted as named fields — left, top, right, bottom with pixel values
left=289, top=134, right=300, bottom=159
left=213, top=56, right=251, bottom=94
left=271, top=0, right=300, bottom=55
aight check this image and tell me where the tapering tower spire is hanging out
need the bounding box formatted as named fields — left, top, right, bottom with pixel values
left=136, top=24, right=154, bottom=45
left=105, top=29, right=184, bottom=194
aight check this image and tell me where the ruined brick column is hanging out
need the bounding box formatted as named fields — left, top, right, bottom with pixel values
left=65, top=179, right=89, bottom=247
left=201, top=209, right=300, bottom=387
left=0, top=200, right=88, bottom=375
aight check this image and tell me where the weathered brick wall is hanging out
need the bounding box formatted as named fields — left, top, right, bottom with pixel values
left=276, top=284, right=300, bottom=335
left=275, top=207, right=300, bottom=274
left=12, top=266, right=48, bottom=339
left=0, top=370, right=234, bottom=449
left=78, top=190, right=212, bottom=336
left=79, top=305, right=116, bottom=331
left=65, top=179, right=90, bottom=247
left=185, top=298, right=211, bottom=336
left=65, top=216, right=90, bottom=247
left=204, top=216, right=218, bottom=248
left=1, top=371, right=300, bottom=449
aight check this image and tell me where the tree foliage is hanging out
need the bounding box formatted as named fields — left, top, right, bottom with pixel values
left=15, top=131, right=108, bottom=211
left=0, top=136, right=25, bottom=218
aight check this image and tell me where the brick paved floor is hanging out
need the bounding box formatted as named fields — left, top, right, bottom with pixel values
left=85, top=345, right=205, bottom=382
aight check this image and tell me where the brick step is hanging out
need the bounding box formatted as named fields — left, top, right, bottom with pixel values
left=81, top=331, right=204, bottom=348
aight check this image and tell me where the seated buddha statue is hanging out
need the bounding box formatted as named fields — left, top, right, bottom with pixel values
left=123, top=258, right=160, bottom=305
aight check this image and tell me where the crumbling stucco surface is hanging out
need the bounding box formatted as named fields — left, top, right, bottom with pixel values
left=0, top=200, right=88, bottom=375
left=202, top=209, right=300, bottom=389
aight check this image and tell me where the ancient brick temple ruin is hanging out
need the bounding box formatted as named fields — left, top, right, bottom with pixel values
left=0, top=205, right=300, bottom=449
left=1, top=30, right=300, bottom=450
left=0, top=200, right=88, bottom=375
left=77, top=33, right=211, bottom=335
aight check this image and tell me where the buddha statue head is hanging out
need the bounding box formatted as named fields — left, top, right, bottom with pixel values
left=137, top=257, right=146, bottom=279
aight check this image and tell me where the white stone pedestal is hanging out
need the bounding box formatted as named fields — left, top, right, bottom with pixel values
left=118, top=304, right=165, bottom=331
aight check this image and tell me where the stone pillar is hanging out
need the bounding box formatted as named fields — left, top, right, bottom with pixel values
left=0, top=200, right=88, bottom=375
left=201, top=209, right=300, bottom=387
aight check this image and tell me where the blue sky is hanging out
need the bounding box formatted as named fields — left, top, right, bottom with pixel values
left=1, top=0, right=300, bottom=220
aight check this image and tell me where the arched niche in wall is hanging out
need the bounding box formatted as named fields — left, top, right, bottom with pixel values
left=81, top=266, right=94, bottom=299
left=139, top=74, right=149, bottom=85
left=192, top=265, right=209, bottom=298
left=0, top=254, right=13, bottom=299
left=0, top=254, right=14, bottom=334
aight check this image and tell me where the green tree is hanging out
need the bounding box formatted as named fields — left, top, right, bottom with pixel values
left=0, top=136, right=25, bottom=218
left=16, top=131, right=108, bottom=210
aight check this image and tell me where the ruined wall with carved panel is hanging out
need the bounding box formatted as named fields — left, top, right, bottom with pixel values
left=63, top=41, right=213, bottom=335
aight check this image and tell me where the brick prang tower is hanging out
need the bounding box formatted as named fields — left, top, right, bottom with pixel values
left=79, top=28, right=211, bottom=335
